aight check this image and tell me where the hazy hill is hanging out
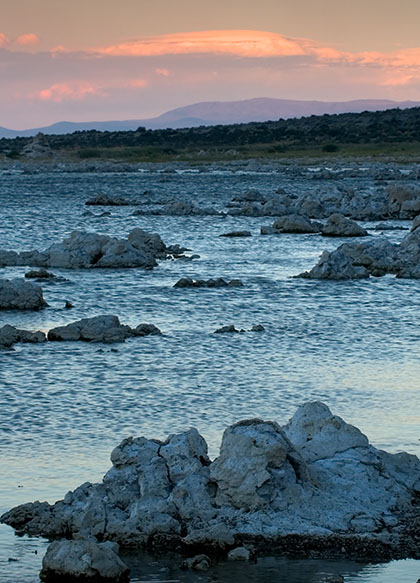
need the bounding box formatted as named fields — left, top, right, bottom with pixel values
left=1, top=98, right=419, bottom=138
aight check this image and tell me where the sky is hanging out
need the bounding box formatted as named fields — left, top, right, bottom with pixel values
left=2, top=0, right=420, bottom=129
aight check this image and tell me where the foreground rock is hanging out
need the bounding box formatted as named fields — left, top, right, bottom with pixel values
left=0, top=228, right=179, bottom=269
left=321, top=214, right=368, bottom=237
left=40, top=539, right=129, bottom=582
left=261, top=215, right=321, bottom=235
left=0, top=278, right=47, bottom=310
left=2, top=402, right=419, bottom=560
left=174, top=277, right=243, bottom=288
left=298, top=218, right=420, bottom=279
left=0, top=325, right=46, bottom=348
left=48, top=316, right=162, bottom=343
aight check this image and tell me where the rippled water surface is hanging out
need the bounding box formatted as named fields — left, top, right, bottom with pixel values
left=0, top=167, right=419, bottom=583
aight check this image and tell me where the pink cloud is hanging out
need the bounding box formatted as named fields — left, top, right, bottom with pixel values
left=127, top=78, right=148, bottom=88
left=0, top=33, right=9, bottom=47
left=38, top=82, right=97, bottom=102
left=156, top=68, right=170, bottom=77
left=15, top=33, right=40, bottom=46
left=92, top=30, right=307, bottom=58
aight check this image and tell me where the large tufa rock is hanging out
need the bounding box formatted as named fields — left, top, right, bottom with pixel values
left=298, top=217, right=420, bottom=279
left=48, top=315, right=161, bottom=343
left=0, top=324, right=46, bottom=348
left=0, top=229, right=173, bottom=269
left=321, top=214, right=368, bottom=237
left=2, top=402, right=420, bottom=558
left=40, top=539, right=130, bottom=582
left=0, top=278, right=47, bottom=310
left=261, top=214, right=321, bottom=235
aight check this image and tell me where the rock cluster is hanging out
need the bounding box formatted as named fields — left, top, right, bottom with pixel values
left=0, top=228, right=177, bottom=269
left=2, top=402, right=419, bottom=561
left=0, top=325, right=46, bottom=348
left=0, top=278, right=47, bottom=310
left=299, top=218, right=420, bottom=279
left=47, top=316, right=162, bottom=343
left=174, top=277, right=243, bottom=288
left=133, top=200, right=219, bottom=216
left=228, top=182, right=420, bottom=220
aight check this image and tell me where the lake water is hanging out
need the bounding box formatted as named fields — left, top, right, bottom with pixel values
left=0, top=163, right=419, bottom=582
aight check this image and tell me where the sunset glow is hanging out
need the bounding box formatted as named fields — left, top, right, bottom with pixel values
left=2, top=1, right=420, bottom=129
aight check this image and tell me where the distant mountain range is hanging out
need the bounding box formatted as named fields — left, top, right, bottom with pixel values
left=1, top=98, right=420, bottom=138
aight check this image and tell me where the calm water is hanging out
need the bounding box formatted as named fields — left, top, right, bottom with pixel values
left=0, top=166, right=419, bottom=583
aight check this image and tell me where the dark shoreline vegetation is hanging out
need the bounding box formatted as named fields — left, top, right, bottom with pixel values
left=2, top=107, right=420, bottom=163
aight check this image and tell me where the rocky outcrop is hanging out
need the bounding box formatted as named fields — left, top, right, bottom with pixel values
left=40, top=539, right=130, bottom=582
left=0, top=325, right=46, bottom=348
left=47, top=316, right=162, bottom=343
left=261, top=215, right=321, bottom=235
left=321, top=214, right=368, bottom=237
left=174, top=277, right=243, bottom=288
left=133, top=200, right=219, bottom=216
left=0, top=229, right=177, bottom=269
left=298, top=218, right=420, bottom=279
left=2, top=402, right=419, bottom=559
left=0, top=278, right=47, bottom=310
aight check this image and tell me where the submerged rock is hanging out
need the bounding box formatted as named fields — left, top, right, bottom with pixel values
left=174, top=277, right=243, bottom=288
left=40, top=539, right=130, bottom=582
left=0, top=325, right=46, bottom=348
left=25, top=268, right=56, bottom=280
left=2, top=402, right=419, bottom=560
left=0, top=278, right=47, bottom=310
left=85, top=193, right=133, bottom=206
left=48, top=316, right=162, bottom=343
left=0, top=228, right=176, bottom=269
left=321, top=214, right=368, bottom=237
left=219, top=231, right=252, bottom=238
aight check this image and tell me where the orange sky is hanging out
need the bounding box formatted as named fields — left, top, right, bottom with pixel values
left=2, top=1, right=420, bottom=128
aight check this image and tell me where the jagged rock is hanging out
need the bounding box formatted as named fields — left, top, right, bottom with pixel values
left=85, top=194, right=133, bottom=206
left=214, top=325, right=241, bottom=333
left=321, top=214, right=368, bottom=237
left=0, top=229, right=173, bottom=269
left=0, top=325, right=46, bottom=348
left=298, top=249, right=370, bottom=280
left=2, top=402, right=420, bottom=559
left=65, top=301, right=74, bottom=309
left=250, top=324, right=265, bottom=332
left=40, top=539, right=130, bottom=582
left=261, top=215, right=321, bottom=235
left=0, top=278, right=47, bottom=310
left=174, top=277, right=243, bottom=288
left=47, top=316, right=161, bottom=343
left=219, top=231, right=252, bottom=237
left=299, top=221, right=420, bottom=279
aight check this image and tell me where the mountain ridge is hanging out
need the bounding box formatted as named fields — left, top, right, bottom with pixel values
left=1, top=98, right=420, bottom=139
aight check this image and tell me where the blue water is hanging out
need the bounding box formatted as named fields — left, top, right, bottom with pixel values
left=0, top=166, right=419, bottom=583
